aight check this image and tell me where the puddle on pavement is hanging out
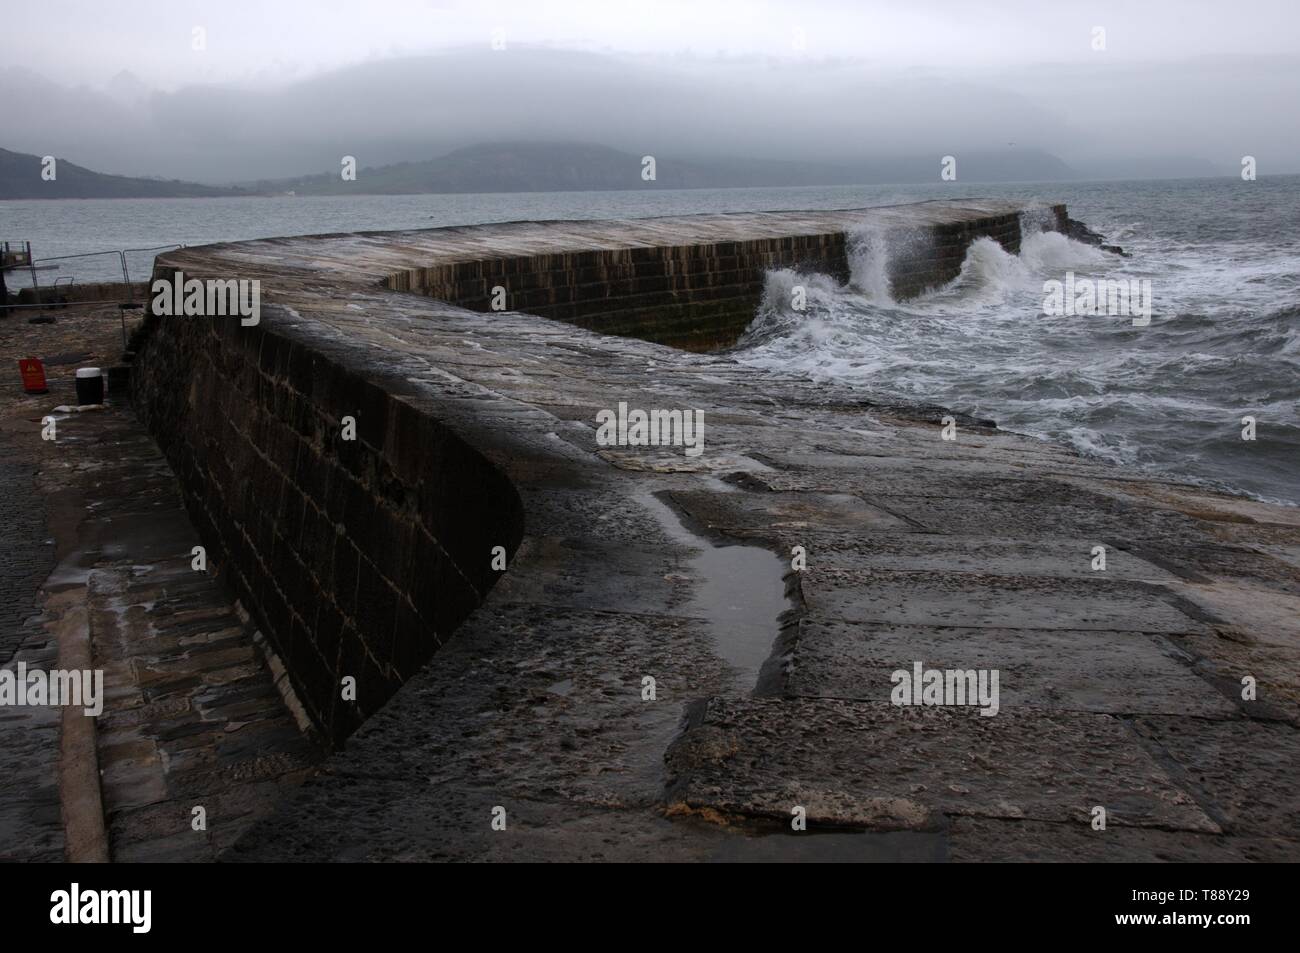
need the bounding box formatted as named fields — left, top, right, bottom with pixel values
left=639, top=489, right=789, bottom=688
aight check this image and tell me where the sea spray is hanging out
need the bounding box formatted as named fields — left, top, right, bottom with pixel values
left=736, top=203, right=1300, bottom=505
left=1018, top=206, right=1058, bottom=236
left=846, top=222, right=897, bottom=303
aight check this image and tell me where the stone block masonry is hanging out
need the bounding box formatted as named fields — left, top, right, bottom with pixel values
left=131, top=202, right=1048, bottom=746
left=130, top=305, right=525, bottom=747
left=0, top=305, right=320, bottom=861
left=120, top=200, right=1300, bottom=861
left=386, top=200, right=1064, bottom=351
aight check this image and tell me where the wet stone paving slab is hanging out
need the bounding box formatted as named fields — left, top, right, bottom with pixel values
left=6, top=203, right=1300, bottom=862
left=1, top=307, right=320, bottom=862
left=157, top=209, right=1299, bottom=863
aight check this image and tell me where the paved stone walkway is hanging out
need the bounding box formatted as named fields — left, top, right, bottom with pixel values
left=0, top=562, right=63, bottom=862
left=0, top=310, right=97, bottom=863
left=0, top=308, right=318, bottom=862
left=0, top=454, right=53, bottom=666
left=62, top=407, right=320, bottom=861
left=7, top=207, right=1297, bottom=862
left=156, top=214, right=1298, bottom=861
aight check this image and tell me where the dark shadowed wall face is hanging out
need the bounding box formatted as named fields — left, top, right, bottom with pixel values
left=129, top=293, right=524, bottom=746
left=392, top=207, right=1059, bottom=351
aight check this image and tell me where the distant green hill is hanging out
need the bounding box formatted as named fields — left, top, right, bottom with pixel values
left=1, top=141, right=1087, bottom=200
left=256, top=142, right=1081, bottom=195
left=0, top=147, right=248, bottom=199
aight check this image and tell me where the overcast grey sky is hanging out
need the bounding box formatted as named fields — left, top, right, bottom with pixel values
left=4, top=0, right=1299, bottom=181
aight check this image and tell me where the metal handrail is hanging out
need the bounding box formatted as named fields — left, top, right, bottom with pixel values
left=2, top=300, right=144, bottom=310
left=2, top=244, right=185, bottom=347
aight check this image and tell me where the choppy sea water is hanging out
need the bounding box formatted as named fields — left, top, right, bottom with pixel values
left=5, top=177, right=1298, bottom=502
left=737, top=178, right=1300, bottom=505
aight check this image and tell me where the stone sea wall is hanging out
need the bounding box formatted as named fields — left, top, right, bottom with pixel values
left=125, top=200, right=1065, bottom=746
left=108, top=202, right=1300, bottom=862
left=387, top=204, right=1065, bottom=351
left=128, top=300, right=524, bottom=746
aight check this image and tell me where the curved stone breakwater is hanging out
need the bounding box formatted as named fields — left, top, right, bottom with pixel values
left=390, top=199, right=1052, bottom=350
left=126, top=200, right=1300, bottom=861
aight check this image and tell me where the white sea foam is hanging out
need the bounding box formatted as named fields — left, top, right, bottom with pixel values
left=740, top=211, right=1300, bottom=505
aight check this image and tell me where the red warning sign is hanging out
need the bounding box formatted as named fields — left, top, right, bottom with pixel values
left=19, top=358, right=48, bottom=394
